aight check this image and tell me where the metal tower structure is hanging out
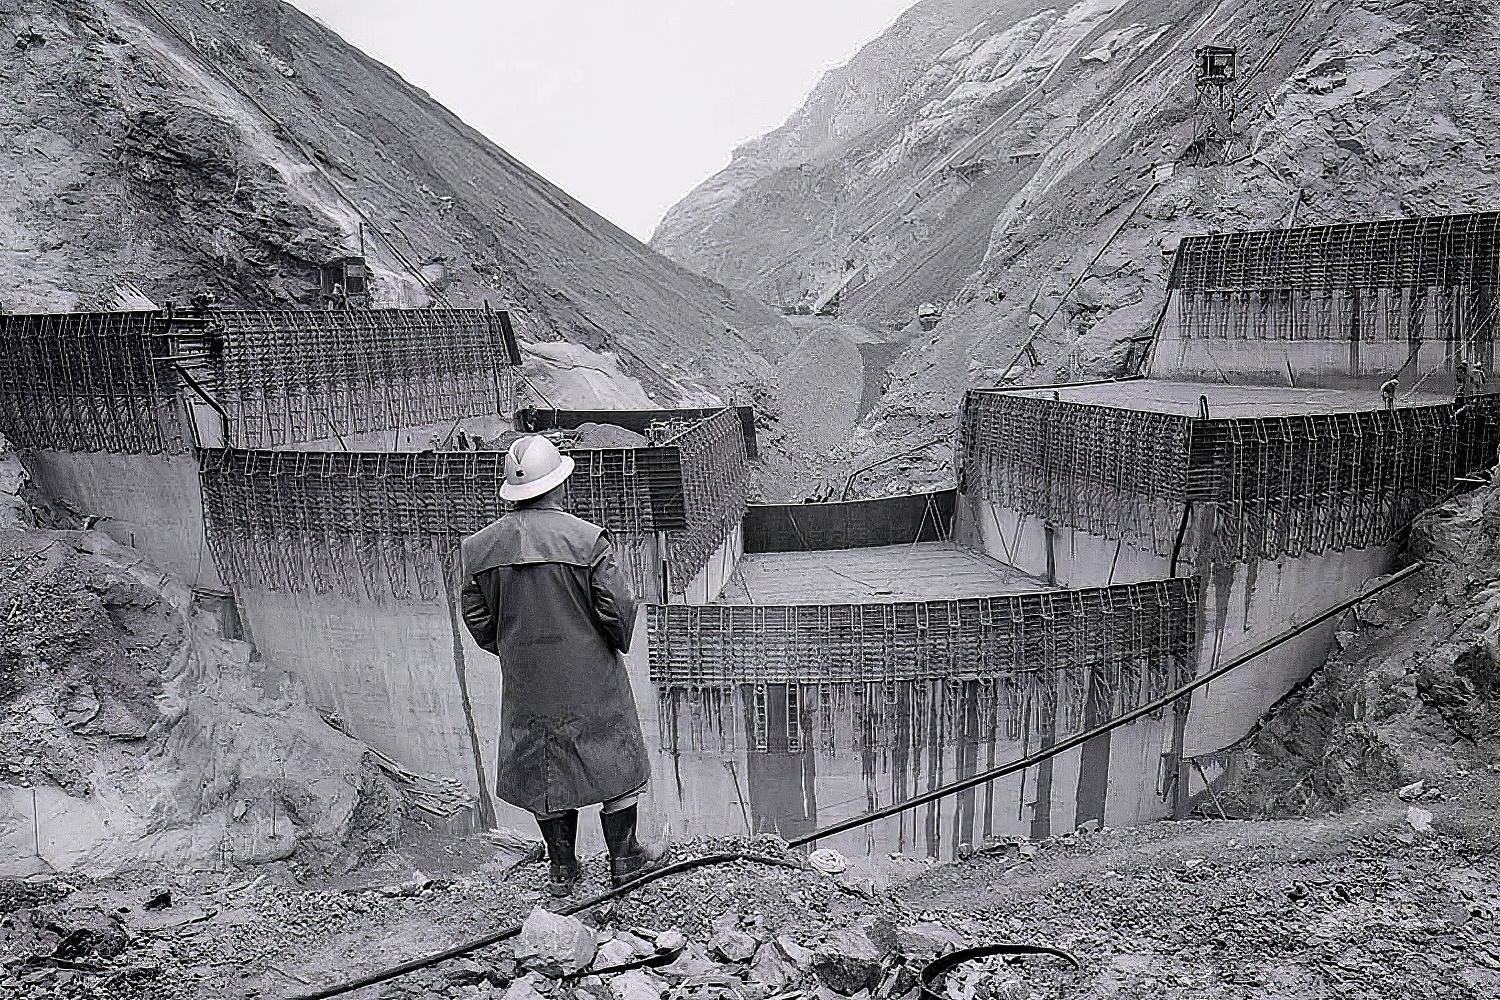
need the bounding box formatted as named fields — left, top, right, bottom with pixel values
left=1190, top=45, right=1238, bottom=164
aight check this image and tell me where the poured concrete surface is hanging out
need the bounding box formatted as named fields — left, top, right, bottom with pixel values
left=962, top=496, right=1397, bottom=757
left=20, top=450, right=223, bottom=590
left=1006, top=379, right=1451, bottom=415
left=715, top=541, right=1044, bottom=605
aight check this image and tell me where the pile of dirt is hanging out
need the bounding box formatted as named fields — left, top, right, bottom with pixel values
left=1212, top=468, right=1500, bottom=820
left=0, top=436, right=401, bottom=877
left=568, top=422, right=650, bottom=450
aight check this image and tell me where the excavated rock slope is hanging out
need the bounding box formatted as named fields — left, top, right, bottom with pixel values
left=656, top=0, right=1500, bottom=495
left=1216, top=466, right=1500, bottom=818
left=1, top=0, right=783, bottom=404
left=0, top=438, right=402, bottom=876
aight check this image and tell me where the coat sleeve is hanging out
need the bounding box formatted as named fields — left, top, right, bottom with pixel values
left=589, top=530, right=638, bottom=653
left=459, top=568, right=498, bottom=655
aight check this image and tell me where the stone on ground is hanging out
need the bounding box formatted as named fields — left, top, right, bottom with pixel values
left=750, top=941, right=795, bottom=987
left=776, top=935, right=813, bottom=969
left=812, top=926, right=884, bottom=995
left=896, top=921, right=966, bottom=958
left=503, top=974, right=548, bottom=1000
left=514, top=906, right=597, bottom=976
left=711, top=927, right=759, bottom=962
left=592, top=937, right=637, bottom=972
left=608, top=969, right=667, bottom=1000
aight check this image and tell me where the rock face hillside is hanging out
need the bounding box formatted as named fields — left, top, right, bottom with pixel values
left=655, top=0, right=1500, bottom=495
left=0, top=437, right=401, bottom=875
left=1, top=0, right=782, bottom=403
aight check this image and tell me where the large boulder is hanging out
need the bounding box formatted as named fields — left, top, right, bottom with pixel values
left=514, top=907, right=597, bottom=977
left=812, top=927, right=884, bottom=995
left=895, top=921, right=966, bottom=958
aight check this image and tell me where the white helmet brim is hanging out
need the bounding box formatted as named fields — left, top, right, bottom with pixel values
left=499, top=454, right=575, bottom=502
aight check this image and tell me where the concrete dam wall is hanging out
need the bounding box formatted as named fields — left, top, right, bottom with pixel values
left=1150, top=210, right=1499, bottom=391
left=955, top=382, right=1460, bottom=760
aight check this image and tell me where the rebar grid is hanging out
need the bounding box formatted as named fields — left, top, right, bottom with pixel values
left=199, top=447, right=686, bottom=600
left=1170, top=212, right=1500, bottom=291
left=958, top=392, right=1193, bottom=555
left=666, top=409, right=751, bottom=586
left=1189, top=405, right=1456, bottom=561
left=198, top=411, right=751, bottom=601
left=1457, top=394, right=1500, bottom=477
left=960, top=391, right=1460, bottom=563
left=648, top=578, right=1198, bottom=752
left=0, top=311, right=188, bottom=454
left=211, top=309, right=518, bottom=447
left=1169, top=212, right=1500, bottom=345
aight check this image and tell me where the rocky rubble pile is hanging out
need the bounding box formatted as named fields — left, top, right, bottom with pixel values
left=0, top=435, right=401, bottom=876
left=376, top=901, right=981, bottom=1000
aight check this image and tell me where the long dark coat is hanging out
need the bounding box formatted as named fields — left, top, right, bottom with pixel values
left=459, top=502, right=650, bottom=814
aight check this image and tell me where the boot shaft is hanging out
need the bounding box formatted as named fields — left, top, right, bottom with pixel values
left=537, top=809, right=579, bottom=867
left=600, top=804, right=641, bottom=861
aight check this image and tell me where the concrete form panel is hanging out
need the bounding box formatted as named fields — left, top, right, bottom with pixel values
left=962, top=502, right=1173, bottom=588
left=1151, top=305, right=1468, bottom=392
left=671, top=523, right=743, bottom=604
left=21, top=450, right=223, bottom=590
left=742, top=491, right=956, bottom=553
left=1186, top=543, right=1393, bottom=755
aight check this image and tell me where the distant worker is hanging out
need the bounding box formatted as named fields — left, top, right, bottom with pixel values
left=459, top=435, right=664, bottom=896
left=1381, top=378, right=1399, bottom=411
left=1458, top=359, right=1487, bottom=396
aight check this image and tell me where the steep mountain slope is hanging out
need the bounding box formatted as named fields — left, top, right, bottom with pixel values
left=655, top=0, right=1500, bottom=495
left=0, top=0, right=782, bottom=404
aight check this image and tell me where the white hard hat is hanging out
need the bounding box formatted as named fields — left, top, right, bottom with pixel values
left=500, top=434, right=575, bottom=502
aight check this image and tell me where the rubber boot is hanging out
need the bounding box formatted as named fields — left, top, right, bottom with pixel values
left=536, top=810, right=581, bottom=897
left=600, top=805, right=668, bottom=887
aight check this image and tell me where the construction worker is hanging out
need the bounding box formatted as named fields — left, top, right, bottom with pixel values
left=1381, top=377, right=1399, bottom=410
left=459, top=435, right=665, bottom=896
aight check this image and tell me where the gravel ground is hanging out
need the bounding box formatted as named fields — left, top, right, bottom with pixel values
left=6, top=778, right=1500, bottom=1000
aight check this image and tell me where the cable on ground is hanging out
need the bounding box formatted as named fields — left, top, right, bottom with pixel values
left=289, top=561, right=1424, bottom=999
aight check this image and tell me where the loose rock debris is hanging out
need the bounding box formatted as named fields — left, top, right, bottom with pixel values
left=4, top=788, right=1500, bottom=1000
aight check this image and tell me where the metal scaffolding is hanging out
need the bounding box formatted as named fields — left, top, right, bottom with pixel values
left=1189, top=407, right=1455, bottom=560
left=958, top=392, right=1193, bottom=556
left=0, top=310, right=198, bottom=454
left=198, top=409, right=750, bottom=601
left=959, top=391, right=1458, bottom=562
left=1168, top=211, right=1500, bottom=353
left=664, top=409, right=751, bottom=588
left=211, top=308, right=520, bottom=447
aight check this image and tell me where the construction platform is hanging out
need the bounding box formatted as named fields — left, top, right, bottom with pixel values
left=1005, top=379, right=1452, bottom=415
left=715, top=541, right=1042, bottom=605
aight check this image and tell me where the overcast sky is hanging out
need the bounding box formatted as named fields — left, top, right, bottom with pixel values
left=288, top=1, right=917, bottom=242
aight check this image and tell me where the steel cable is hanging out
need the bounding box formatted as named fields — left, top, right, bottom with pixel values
left=288, top=560, right=1422, bottom=999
